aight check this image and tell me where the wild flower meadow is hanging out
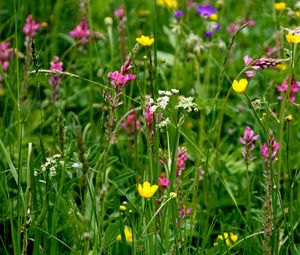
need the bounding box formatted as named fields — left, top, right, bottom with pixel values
left=1, top=0, right=300, bottom=254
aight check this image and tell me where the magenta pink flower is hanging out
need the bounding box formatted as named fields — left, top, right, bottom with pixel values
left=49, top=56, right=63, bottom=102
left=70, top=19, right=90, bottom=45
left=114, top=6, right=125, bottom=18
left=0, top=42, right=13, bottom=71
left=240, top=127, right=260, bottom=162
left=277, top=77, right=300, bottom=102
left=179, top=205, right=192, bottom=222
left=145, top=105, right=154, bottom=127
left=261, top=132, right=280, bottom=161
left=227, top=24, right=240, bottom=34
left=176, top=146, right=188, bottom=176
left=158, top=176, right=170, bottom=188
left=23, top=15, right=41, bottom=38
left=108, top=71, right=136, bottom=88
left=121, top=112, right=140, bottom=133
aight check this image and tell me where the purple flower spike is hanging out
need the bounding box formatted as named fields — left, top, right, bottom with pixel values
left=240, top=127, right=260, bottom=164
left=174, top=9, right=184, bottom=20
left=196, top=4, right=217, bottom=17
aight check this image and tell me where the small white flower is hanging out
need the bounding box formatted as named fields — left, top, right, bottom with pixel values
left=158, top=117, right=171, bottom=128
left=34, top=170, right=38, bottom=176
left=158, top=90, right=172, bottom=96
left=41, top=166, right=46, bottom=172
left=157, top=96, right=170, bottom=109
left=175, top=96, right=198, bottom=113
left=59, top=160, right=65, bottom=167
left=53, top=154, right=61, bottom=158
left=150, top=105, right=158, bottom=113
left=171, top=89, right=179, bottom=94
left=72, top=162, right=83, bottom=169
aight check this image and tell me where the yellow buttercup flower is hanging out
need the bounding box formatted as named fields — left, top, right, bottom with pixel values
left=117, top=226, right=133, bottom=242
left=295, top=11, right=300, bottom=17
left=232, top=79, right=248, bottom=93
left=286, top=33, right=300, bottom=44
left=137, top=181, right=158, bottom=198
left=209, top=14, right=218, bottom=21
left=136, top=35, right=155, bottom=46
left=274, top=2, right=286, bottom=11
left=275, top=63, right=287, bottom=71
left=157, top=0, right=178, bottom=9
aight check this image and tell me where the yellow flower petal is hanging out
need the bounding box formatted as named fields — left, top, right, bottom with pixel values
left=157, top=0, right=178, bottom=9
left=232, top=79, right=248, bottom=93
left=137, top=181, right=158, bottom=198
left=136, top=35, right=155, bottom=46
left=209, top=14, right=218, bottom=21
left=286, top=33, right=300, bottom=44
left=274, top=2, right=286, bottom=11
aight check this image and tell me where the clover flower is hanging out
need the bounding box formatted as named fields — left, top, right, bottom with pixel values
left=277, top=77, right=300, bottom=102
left=137, top=181, right=158, bottom=198
left=136, top=35, right=155, bottom=46
left=196, top=4, right=217, bottom=17
left=70, top=18, right=90, bottom=45
left=117, top=226, right=133, bottom=242
left=232, top=79, right=248, bottom=93
left=145, top=104, right=154, bottom=127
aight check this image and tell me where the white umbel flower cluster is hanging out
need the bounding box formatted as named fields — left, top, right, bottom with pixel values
left=175, top=96, right=198, bottom=113
left=150, top=89, right=179, bottom=112
left=34, top=154, right=64, bottom=177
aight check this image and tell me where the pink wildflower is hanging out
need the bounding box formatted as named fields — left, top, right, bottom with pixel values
left=261, top=132, right=280, bottom=161
left=70, top=18, right=90, bottom=45
left=49, top=56, right=63, bottom=101
left=0, top=42, right=13, bottom=71
left=114, top=6, right=125, bottom=18
left=227, top=24, right=240, bottom=34
left=145, top=105, right=154, bottom=127
left=108, top=71, right=136, bottom=88
left=158, top=176, right=170, bottom=188
left=277, top=77, right=300, bottom=102
left=179, top=205, right=192, bottom=222
left=176, top=146, right=188, bottom=176
left=23, top=15, right=41, bottom=38
left=0, top=41, right=13, bottom=85
left=109, top=58, right=136, bottom=88
left=240, top=127, right=260, bottom=163
left=23, top=15, right=41, bottom=46
left=121, top=112, right=140, bottom=134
